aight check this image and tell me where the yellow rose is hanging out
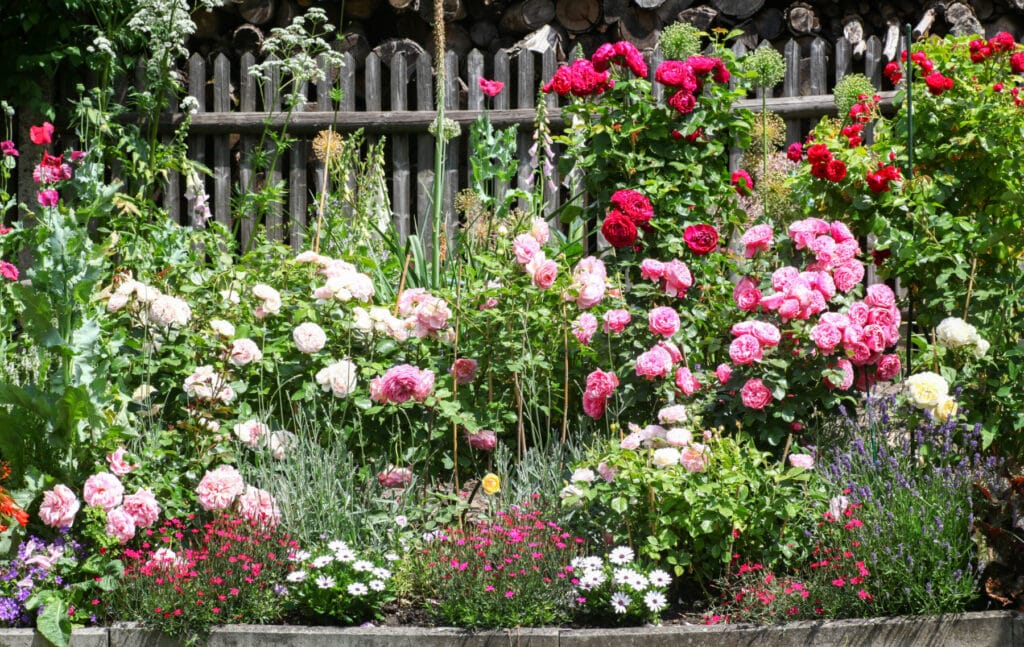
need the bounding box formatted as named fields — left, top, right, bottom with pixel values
left=481, top=473, right=500, bottom=495
left=933, top=396, right=958, bottom=423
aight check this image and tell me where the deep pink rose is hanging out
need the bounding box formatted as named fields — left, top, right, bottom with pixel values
left=450, top=358, right=479, bottom=385
left=602, top=309, right=631, bottom=334
left=810, top=322, right=842, bottom=354
left=648, top=306, right=680, bottom=338
left=585, top=369, right=619, bottom=399
left=683, top=224, right=718, bottom=255
left=663, top=260, right=693, bottom=297
left=740, top=378, right=772, bottom=410
left=530, top=257, right=558, bottom=289
left=635, top=346, right=673, bottom=380
left=865, top=284, right=896, bottom=309
left=875, top=353, right=901, bottom=380
left=741, top=224, right=773, bottom=258
left=729, top=334, right=763, bottom=365
left=611, top=189, right=654, bottom=225
left=658, top=340, right=682, bottom=364
left=826, top=359, right=855, bottom=390
left=370, top=364, right=435, bottom=403
left=715, top=363, right=732, bottom=384
left=640, top=259, right=664, bottom=281
left=478, top=77, right=504, bottom=97
left=582, top=392, right=607, bottom=419
left=751, top=321, right=781, bottom=347
left=731, top=170, right=754, bottom=195
left=377, top=466, right=413, bottom=488
left=573, top=313, right=598, bottom=345
left=675, top=367, right=701, bottom=396
left=787, top=142, right=803, bottom=162
left=832, top=260, right=865, bottom=292
left=466, top=429, right=498, bottom=451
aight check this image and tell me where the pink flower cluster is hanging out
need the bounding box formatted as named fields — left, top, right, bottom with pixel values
left=592, top=40, right=648, bottom=78
left=583, top=369, right=619, bottom=420
left=512, top=218, right=558, bottom=290
left=655, top=56, right=729, bottom=115
left=397, top=288, right=452, bottom=339
left=542, top=59, right=612, bottom=96
left=41, top=465, right=163, bottom=544
left=370, top=364, right=435, bottom=404
left=813, top=285, right=902, bottom=389
left=728, top=320, right=781, bottom=365
left=197, top=465, right=280, bottom=528
left=639, top=258, right=694, bottom=298
left=635, top=340, right=682, bottom=380
left=567, top=256, right=607, bottom=309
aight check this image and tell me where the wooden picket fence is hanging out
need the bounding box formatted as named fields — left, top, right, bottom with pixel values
left=169, top=34, right=903, bottom=251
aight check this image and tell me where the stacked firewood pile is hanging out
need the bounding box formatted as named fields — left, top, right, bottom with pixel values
left=190, top=0, right=1021, bottom=68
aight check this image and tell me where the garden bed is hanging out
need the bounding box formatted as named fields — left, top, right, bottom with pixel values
left=7, top=613, right=1021, bottom=647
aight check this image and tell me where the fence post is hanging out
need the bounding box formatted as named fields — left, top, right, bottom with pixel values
left=289, top=81, right=309, bottom=250
left=213, top=54, right=232, bottom=230
left=238, top=52, right=257, bottom=250
left=515, top=49, right=535, bottom=211
left=262, top=55, right=283, bottom=242
left=415, top=51, right=434, bottom=252
left=391, top=52, right=411, bottom=245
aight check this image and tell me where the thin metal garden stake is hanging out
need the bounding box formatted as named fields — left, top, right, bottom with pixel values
left=904, top=23, right=915, bottom=380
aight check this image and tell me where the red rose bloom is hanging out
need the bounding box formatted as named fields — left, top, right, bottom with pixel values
left=668, top=90, right=696, bottom=115
left=683, top=224, right=719, bottom=255
left=787, top=142, right=803, bottom=162
left=655, top=60, right=698, bottom=91
left=825, top=159, right=847, bottom=182
left=731, top=170, right=754, bottom=195
left=601, top=209, right=638, bottom=248
left=1011, top=52, right=1024, bottom=73
left=924, top=72, right=954, bottom=96
left=989, top=31, right=1016, bottom=53
left=542, top=67, right=572, bottom=95
left=611, top=189, right=654, bottom=225
left=806, top=143, right=832, bottom=166
left=478, top=77, right=504, bottom=97
left=884, top=61, right=902, bottom=84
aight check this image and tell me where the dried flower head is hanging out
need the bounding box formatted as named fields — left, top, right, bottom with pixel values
left=312, top=129, right=345, bottom=165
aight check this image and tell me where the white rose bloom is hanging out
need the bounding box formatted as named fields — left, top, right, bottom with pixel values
left=253, top=284, right=282, bottom=316
left=233, top=420, right=269, bottom=447
left=228, top=338, right=263, bottom=367
left=148, top=295, right=192, bottom=328
left=316, top=359, right=358, bottom=398
left=570, top=468, right=595, bottom=484
left=935, top=317, right=979, bottom=349
left=106, top=292, right=131, bottom=313
left=652, top=447, right=681, bottom=468
left=560, top=484, right=584, bottom=501
left=905, top=371, right=949, bottom=409
left=268, top=430, right=297, bottom=460
left=294, top=250, right=322, bottom=264
left=220, top=288, right=241, bottom=305
left=133, top=284, right=162, bottom=303
left=347, top=272, right=375, bottom=302
left=293, top=322, right=327, bottom=354
left=131, top=384, right=156, bottom=402
left=974, top=337, right=990, bottom=358
left=184, top=365, right=217, bottom=399
left=665, top=428, right=692, bottom=447
left=658, top=404, right=688, bottom=426
left=209, top=319, right=235, bottom=338
left=351, top=307, right=374, bottom=334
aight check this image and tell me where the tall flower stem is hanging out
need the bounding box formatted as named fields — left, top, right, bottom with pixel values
left=430, top=0, right=447, bottom=289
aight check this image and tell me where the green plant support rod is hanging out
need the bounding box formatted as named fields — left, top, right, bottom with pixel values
left=430, top=0, right=447, bottom=289
left=904, top=23, right=915, bottom=380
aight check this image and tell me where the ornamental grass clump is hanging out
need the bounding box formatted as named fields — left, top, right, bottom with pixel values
left=411, top=496, right=586, bottom=628
left=114, top=513, right=298, bottom=646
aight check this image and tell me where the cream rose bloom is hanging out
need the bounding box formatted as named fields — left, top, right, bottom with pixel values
left=316, top=359, right=358, bottom=398
left=652, top=447, right=681, bottom=468
left=905, top=371, right=949, bottom=409
left=935, top=317, right=978, bottom=349
left=932, top=396, right=958, bottom=423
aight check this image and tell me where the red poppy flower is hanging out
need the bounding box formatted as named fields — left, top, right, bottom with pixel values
left=30, top=122, right=54, bottom=146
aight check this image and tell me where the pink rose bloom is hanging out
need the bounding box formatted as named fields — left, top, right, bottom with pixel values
left=789, top=454, right=815, bottom=469
left=582, top=392, right=607, bottom=419
left=847, top=341, right=875, bottom=366
left=751, top=321, right=781, bottom=347
left=196, top=465, right=245, bottom=511
left=233, top=420, right=269, bottom=447
left=658, top=404, right=688, bottom=425
left=807, top=271, right=836, bottom=301
left=648, top=306, right=680, bottom=338
left=39, top=484, right=80, bottom=529
left=573, top=256, right=607, bottom=282
left=733, top=276, right=762, bottom=312
left=771, top=266, right=800, bottom=292
left=228, top=338, right=263, bottom=367
left=602, top=309, right=631, bottom=334
left=620, top=432, right=642, bottom=450
left=105, top=507, right=136, bottom=544
left=466, top=429, right=498, bottom=451
left=106, top=447, right=137, bottom=476
left=740, top=378, right=773, bottom=409
left=450, top=358, right=479, bottom=385
left=715, top=363, right=732, bottom=384
left=875, top=353, right=901, bottom=380
left=847, top=301, right=870, bottom=326
left=865, top=284, right=896, bottom=309
left=370, top=364, right=435, bottom=404
left=83, top=472, right=124, bottom=511
left=826, top=359, right=855, bottom=390
left=659, top=340, right=682, bottom=364
left=731, top=321, right=756, bottom=336
left=663, top=260, right=693, bottom=298
left=576, top=277, right=606, bottom=309
left=513, top=233, right=540, bottom=264
left=530, top=256, right=559, bottom=290
left=810, top=235, right=837, bottom=267
left=122, top=488, right=161, bottom=528
left=378, top=466, right=413, bottom=488
left=862, top=324, right=887, bottom=353
left=597, top=462, right=615, bottom=482
left=635, top=346, right=673, bottom=380
left=729, top=334, right=763, bottom=365
left=788, top=220, right=818, bottom=249
left=665, top=428, right=693, bottom=447
left=820, top=312, right=851, bottom=330
left=680, top=443, right=709, bottom=472
left=810, top=322, right=842, bottom=354
left=675, top=366, right=701, bottom=396
left=293, top=322, right=327, bottom=353
left=834, top=239, right=860, bottom=261
left=640, top=258, right=665, bottom=281
left=585, top=369, right=619, bottom=399
left=530, top=218, right=550, bottom=244
left=830, top=220, right=855, bottom=242
left=572, top=313, right=599, bottom=345
left=833, top=260, right=865, bottom=292
left=236, top=486, right=282, bottom=529
left=741, top=224, right=773, bottom=258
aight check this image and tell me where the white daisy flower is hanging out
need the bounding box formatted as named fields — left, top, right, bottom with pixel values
left=644, top=590, right=668, bottom=613
left=312, top=555, right=334, bottom=568
left=315, top=575, right=335, bottom=589
left=610, top=591, right=631, bottom=614
left=647, top=569, right=672, bottom=587
left=334, top=548, right=356, bottom=562
left=327, top=540, right=349, bottom=552
left=577, top=570, right=605, bottom=591
left=608, top=546, right=634, bottom=565
left=286, top=570, right=307, bottom=583
left=627, top=572, right=649, bottom=592
left=289, top=550, right=312, bottom=562
left=371, top=567, right=392, bottom=580
left=347, top=582, right=368, bottom=596
left=613, top=567, right=639, bottom=586
left=352, top=560, right=374, bottom=572
left=384, top=552, right=400, bottom=562
left=368, top=579, right=386, bottom=591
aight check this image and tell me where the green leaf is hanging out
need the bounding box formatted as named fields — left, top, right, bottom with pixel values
left=610, top=497, right=628, bottom=514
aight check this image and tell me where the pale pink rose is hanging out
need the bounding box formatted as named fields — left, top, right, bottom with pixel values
left=740, top=378, right=772, bottom=410
left=294, top=250, right=323, bottom=264
left=106, top=447, right=138, bottom=476
left=665, top=427, right=693, bottom=447
left=658, top=404, right=688, bottom=425
left=832, top=260, right=865, bottom=293
left=412, top=296, right=452, bottom=336
left=729, top=334, right=763, bottom=365
left=585, top=369, right=619, bottom=399
left=597, top=462, right=616, bottom=482
left=635, top=346, right=673, bottom=380
left=530, top=257, right=559, bottom=289
left=293, top=322, right=327, bottom=354
left=582, top=392, right=607, bottom=419
left=810, top=322, right=842, bottom=354
left=576, top=277, right=606, bottom=309
left=530, top=218, right=550, bottom=244
left=196, top=465, right=245, bottom=511
left=602, top=309, right=631, bottom=334
left=663, top=260, right=694, bottom=297
left=370, top=364, right=435, bottom=404
left=751, top=321, right=781, bottom=347
left=572, top=313, right=599, bottom=345
left=620, top=432, right=642, bottom=450
left=573, top=256, right=607, bottom=282
left=715, top=364, right=732, bottom=384
left=675, top=366, right=701, bottom=396
left=648, top=306, right=680, bottom=338
left=122, top=488, right=161, bottom=528
left=105, top=507, right=136, bottom=544
left=789, top=454, right=815, bottom=469
left=39, top=485, right=80, bottom=529
left=640, top=259, right=665, bottom=281
left=680, top=443, right=709, bottom=472
left=228, top=338, right=263, bottom=367
left=233, top=420, right=270, bottom=447
left=268, top=430, right=297, bottom=460
left=741, top=224, right=773, bottom=258
left=236, top=486, right=282, bottom=529
left=652, top=447, right=681, bottom=468
left=825, top=359, right=855, bottom=390
left=875, top=353, right=901, bottom=381
left=480, top=297, right=499, bottom=310
left=83, top=472, right=124, bottom=511
left=513, top=233, right=541, bottom=264
left=316, top=359, right=358, bottom=398
left=147, top=295, right=192, bottom=328
left=377, top=466, right=413, bottom=488
left=450, top=358, right=479, bottom=385
left=865, top=284, right=896, bottom=309
left=466, top=429, right=498, bottom=451
left=148, top=547, right=178, bottom=569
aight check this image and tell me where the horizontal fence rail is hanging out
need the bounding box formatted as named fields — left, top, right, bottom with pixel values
left=114, top=35, right=906, bottom=251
